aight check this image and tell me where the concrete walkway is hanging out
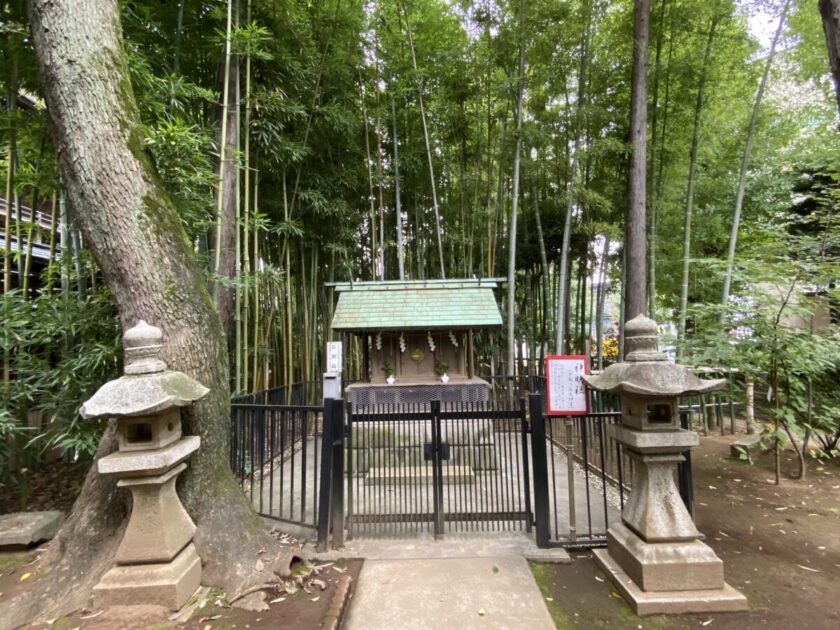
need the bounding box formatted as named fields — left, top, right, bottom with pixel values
left=322, top=533, right=562, bottom=630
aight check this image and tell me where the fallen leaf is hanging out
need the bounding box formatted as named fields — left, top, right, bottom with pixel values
left=270, top=597, right=287, bottom=603
left=796, top=565, right=820, bottom=573
left=702, top=619, right=713, bottom=626
left=19, top=573, right=31, bottom=582
left=255, top=559, right=264, bottom=572
left=80, top=611, right=103, bottom=620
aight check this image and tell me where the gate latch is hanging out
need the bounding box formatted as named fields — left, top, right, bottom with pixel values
left=423, top=442, right=451, bottom=461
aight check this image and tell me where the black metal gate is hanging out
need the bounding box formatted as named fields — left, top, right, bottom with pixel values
left=345, top=400, right=532, bottom=538
left=229, top=401, right=329, bottom=532
left=229, top=387, right=694, bottom=553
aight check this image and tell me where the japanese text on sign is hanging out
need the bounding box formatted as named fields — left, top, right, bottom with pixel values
left=326, top=341, right=343, bottom=373
left=545, top=355, right=588, bottom=415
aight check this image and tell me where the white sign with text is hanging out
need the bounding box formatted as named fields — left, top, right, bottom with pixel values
left=545, top=355, right=588, bottom=415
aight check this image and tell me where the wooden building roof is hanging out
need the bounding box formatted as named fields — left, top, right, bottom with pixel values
left=329, top=279, right=503, bottom=332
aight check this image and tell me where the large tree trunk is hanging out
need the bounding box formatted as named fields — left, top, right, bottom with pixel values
left=647, top=0, right=669, bottom=316
left=821, top=0, right=840, bottom=123
left=6, top=1, right=290, bottom=625
left=623, top=0, right=650, bottom=335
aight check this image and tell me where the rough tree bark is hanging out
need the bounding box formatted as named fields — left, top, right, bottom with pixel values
left=821, top=0, right=840, bottom=122
left=624, top=0, right=650, bottom=340
left=6, top=1, right=291, bottom=625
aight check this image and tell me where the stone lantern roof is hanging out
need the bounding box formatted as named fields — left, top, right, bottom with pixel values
left=80, top=320, right=209, bottom=419
left=583, top=315, right=725, bottom=397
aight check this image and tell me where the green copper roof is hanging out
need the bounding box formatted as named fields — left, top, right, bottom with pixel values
left=330, top=279, right=504, bottom=332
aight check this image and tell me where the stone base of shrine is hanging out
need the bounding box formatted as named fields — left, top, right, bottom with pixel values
left=93, top=543, right=201, bottom=610
left=593, top=547, right=747, bottom=616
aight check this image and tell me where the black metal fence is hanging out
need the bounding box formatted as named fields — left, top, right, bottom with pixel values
left=229, top=381, right=697, bottom=552
left=231, top=380, right=323, bottom=406
left=530, top=393, right=695, bottom=550
left=229, top=402, right=325, bottom=529
left=537, top=398, right=626, bottom=549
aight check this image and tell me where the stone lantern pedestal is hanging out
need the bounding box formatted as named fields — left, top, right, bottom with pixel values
left=584, top=316, right=747, bottom=615
left=80, top=321, right=208, bottom=610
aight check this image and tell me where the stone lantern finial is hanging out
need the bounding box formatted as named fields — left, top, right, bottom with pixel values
left=623, top=315, right=666, bottom=363
left=124, top=320, right=167, bottom=375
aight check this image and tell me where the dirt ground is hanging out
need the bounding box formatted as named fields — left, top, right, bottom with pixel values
left=0, top=553, right=362, bottom=630
left=531, top=433, right=840, bottom=629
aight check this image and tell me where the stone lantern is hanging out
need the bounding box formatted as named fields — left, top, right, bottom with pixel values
left=584, top=315, right=747, bottom=615
left=80, top=320, right=208, bottom=610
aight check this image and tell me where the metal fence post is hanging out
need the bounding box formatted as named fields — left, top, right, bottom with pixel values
left=330, top=398, right=346, bottom=547
left=316, top=399, right=336, bottom=552
left=519, top=397, right=532, bottom=533
left=431, top=400, right=444, bottom=538
left=529, top=393, right=550, bottom=548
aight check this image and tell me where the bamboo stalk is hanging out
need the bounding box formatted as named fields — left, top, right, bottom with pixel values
left=212, top=0, right=234, bottom=300
left=401, top=0, right=445, bottom=278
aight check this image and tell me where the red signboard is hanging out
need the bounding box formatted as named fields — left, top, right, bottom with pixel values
left=544, top=355, right=589, bottom=416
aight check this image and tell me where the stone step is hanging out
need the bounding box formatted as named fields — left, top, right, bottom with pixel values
left=730, top=433, right=763, bottom=459
left=0, top=511, right=63, bottom=549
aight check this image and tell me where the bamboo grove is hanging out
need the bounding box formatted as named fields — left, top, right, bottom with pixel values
left=1, top=0, right=839, bottom=459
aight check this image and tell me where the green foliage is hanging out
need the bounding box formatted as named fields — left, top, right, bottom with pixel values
left=2, top=0, right=839, bottom=475
left=0, top=269, right=120, bottom=472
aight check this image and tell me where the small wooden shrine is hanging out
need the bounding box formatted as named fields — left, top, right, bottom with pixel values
left=330, top=279, right=503, bottom=406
